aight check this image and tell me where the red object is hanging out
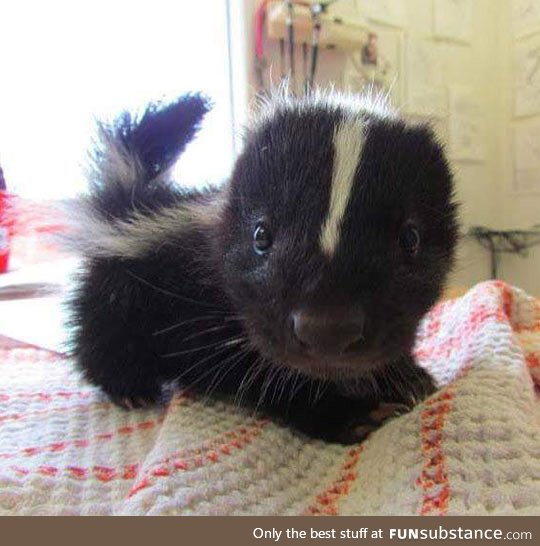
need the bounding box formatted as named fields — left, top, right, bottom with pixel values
left=255, top=0, right=270, bottom=60
left=0, top=191, right=11, bottom=273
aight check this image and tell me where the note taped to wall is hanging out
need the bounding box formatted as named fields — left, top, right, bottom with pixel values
left=342, top=29, right=401, bottom=104
left=514, top=118, right=540, bottom=192
left=448, top=86, right=485, bottom=161
left=512, top=0, right=540, bottom=38
left=404, top=35, right=446, bottom=117
left=329, top=0, right=365, bottom=26
left=514, top=35, right=540, bottom=117
left=433, top=0, right=473, bottom=43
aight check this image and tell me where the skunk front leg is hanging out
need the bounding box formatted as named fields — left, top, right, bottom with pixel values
left=279, top=356, right=435, bottom=444
left=70, top=258, right=170, bottom=407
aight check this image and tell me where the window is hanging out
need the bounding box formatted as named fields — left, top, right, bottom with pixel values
left=0, top=0, right=236, bottom=199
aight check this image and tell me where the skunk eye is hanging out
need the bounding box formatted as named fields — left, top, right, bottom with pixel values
left=399, top=224, right=420, bottom=256
left=253, top=222, right=273, bottom=255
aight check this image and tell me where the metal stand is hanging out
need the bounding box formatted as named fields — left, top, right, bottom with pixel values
left=468, top=226, right=540, bottom=278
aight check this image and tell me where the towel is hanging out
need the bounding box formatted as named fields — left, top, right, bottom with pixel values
left=0, top=280, right=539, bottom=515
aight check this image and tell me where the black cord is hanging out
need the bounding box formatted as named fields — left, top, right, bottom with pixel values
left=468, top=226, right=540, bottom=279
left=286, top=1, right=295, bottom=85
left=308, top=3, right=322, bottom=90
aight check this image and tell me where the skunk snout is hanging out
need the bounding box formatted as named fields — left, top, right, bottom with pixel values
left=291, top=307, right=366, bottom=356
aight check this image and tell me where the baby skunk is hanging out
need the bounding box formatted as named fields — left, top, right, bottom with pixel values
left=67, top=90, right=458, bottom=444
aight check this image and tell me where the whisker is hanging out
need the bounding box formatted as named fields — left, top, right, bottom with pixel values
left=177, top=323, right=235, bottom=344
left=234, top=356, right=267, bottom=407
left=287, top=370, right=301, bottom=404
left=270, top=367, right=287, bottom=405
left=162, top=336, right=245, bottom=358
left=256, top=365, right=280, bottom=411
left=202, top=348, right=252, bottom=402
left=276, top=368, right=293, bottom=403
left=367, top=371, right=381, bottom=399
left=382, top=363, right=407, bottom=401
left=171, top=339, right=247, bottom=385
left=235, top=357, right=257, bottom=400
left=308, top=378, right=315, bottom=404
left=153, top=315, right=226, bottom=336
left=127, top=270, right=223, bottom=310
left=313, top=379, right=328, bottom=405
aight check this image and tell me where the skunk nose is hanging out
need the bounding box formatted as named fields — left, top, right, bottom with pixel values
left=291, top=308, right=365, bottom=355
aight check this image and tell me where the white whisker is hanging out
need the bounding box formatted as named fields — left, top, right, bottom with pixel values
left=153, top=315, right=226, bottom=336
left=127, top=270, right=224, bottom=310
left=162, top=336, right=245, bottom=358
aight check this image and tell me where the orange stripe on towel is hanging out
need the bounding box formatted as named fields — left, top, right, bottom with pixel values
left=0, top=416, right=165, bottom=459
left=0, top=390, right=94, bottom=403
left=304, top=445, right=364, bottom=516
left=0, top=347, right=67, bottom=364
left=127, top=421, right=269, bottom=499
left=494, top=280, right=514, bottom=322
left=0, top=401, right=112, bottom=426
left=11, top=462, right=140, bottom=482
left=526, top=352, right=540, bottom=369
left=417, top=387, right=454, bottom=516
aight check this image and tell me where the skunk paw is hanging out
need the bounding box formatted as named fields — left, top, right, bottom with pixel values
left=336, top=402, right=412, bottom=444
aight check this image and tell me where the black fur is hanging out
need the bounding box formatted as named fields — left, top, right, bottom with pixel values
left=68, top=92, right=459, bottom=444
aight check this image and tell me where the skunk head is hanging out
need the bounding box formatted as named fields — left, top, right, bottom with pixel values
left=217, top=90, right=458, bottom=381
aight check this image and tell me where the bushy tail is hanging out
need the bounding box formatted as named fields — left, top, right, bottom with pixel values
left=60, top=93, right=211, bottom=256
left=87, top=93, right=211, bottom=220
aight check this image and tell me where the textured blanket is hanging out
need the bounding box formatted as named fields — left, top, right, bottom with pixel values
left=1, top=280, right=539, bottom=516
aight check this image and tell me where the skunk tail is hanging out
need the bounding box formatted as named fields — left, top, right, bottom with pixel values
left=87, top=93, right=211, bottom=220
left=61, top=93, right=211, bottom=257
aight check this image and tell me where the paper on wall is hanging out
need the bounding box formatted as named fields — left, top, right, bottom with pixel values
left=404, top=35, right=446, bottom=117
left=514, top=34, right=540, bottom=117
left=357, top=0, right=406, bottom=28
left=512, top=0, right=540, bottom=38
left=328, top=0, right=366, bottom=26
left=448, top=86, right=485, bottom=161
left=514, top=118, right=540, bottom=192
left=433, top=0, right=473, bottom=43
left=342, top=29, right=402, bottom=105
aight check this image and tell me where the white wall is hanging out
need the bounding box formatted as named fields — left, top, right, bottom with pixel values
left=0, top=0, right=235, bottom=198
left=496, top=0, right=540, bottom=294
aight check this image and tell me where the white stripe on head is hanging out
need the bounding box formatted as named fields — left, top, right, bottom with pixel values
left=320, top=117, right=364, bottom=257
